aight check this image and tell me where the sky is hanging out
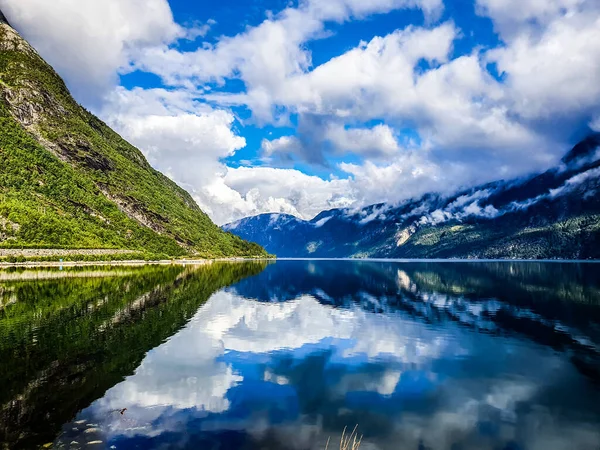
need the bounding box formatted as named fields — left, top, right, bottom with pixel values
left=1, top=0, right=600, bottom=225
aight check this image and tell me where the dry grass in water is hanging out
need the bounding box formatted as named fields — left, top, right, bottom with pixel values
left=326, top=425, right=363, bottom=450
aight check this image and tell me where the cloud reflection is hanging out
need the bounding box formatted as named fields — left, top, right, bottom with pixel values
left=57, top=261, right=600, bottom=450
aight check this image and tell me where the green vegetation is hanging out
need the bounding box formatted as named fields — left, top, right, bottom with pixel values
left=0, top=252, right=165, bottom=264
left=394, top=213, right=600, bottom=259
left=400, top=261, right=600, bottom=306
left=0, top=22, right=267, bottom=258
left=0, top=261, right=268, bottom=448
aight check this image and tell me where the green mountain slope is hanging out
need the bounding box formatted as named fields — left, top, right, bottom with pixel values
left=0, top=15, right=266, bottom=258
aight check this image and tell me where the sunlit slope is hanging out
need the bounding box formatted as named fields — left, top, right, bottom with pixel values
left=0, top=15, right=266, bottom=257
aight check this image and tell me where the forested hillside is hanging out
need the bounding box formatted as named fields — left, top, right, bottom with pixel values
left=0, top=12, right=266, bottom=258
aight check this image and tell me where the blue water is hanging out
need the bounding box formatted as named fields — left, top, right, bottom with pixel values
left=9, top=260, right=600, bottom=450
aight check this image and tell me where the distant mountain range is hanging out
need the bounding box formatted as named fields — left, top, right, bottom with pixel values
left=0, top=12, right=266, bottom=258
left=223, top=134, right=600, bottom=259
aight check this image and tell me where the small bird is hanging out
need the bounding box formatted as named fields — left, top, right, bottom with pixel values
left=119, top=408, right=127, bottom=415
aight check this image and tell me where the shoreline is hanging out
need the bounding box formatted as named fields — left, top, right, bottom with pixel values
left=0, top=257, right=275, bottom=269
left=2, top=257, right=598, bottom=269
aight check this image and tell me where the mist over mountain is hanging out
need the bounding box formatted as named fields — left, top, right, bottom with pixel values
left=223, top=134, right=600, bottom=259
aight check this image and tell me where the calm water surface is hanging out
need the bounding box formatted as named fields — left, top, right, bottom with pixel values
left=1, top=260, right=600, bottom=449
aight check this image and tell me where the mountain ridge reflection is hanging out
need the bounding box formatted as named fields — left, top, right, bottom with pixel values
left=229, top=261, right=600, bottom=363
left=0, top=261, right=268, bottom=449
left=55, top=261, right=600, bottom=450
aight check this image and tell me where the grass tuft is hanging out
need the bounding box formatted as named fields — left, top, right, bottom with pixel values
left=326, top=425, right=363, bottom=450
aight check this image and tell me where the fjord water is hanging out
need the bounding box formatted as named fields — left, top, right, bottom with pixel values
left=1, top=261, right=600, bottom=449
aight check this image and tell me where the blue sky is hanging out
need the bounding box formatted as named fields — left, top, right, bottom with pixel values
left=2, top=0, right=600, bottom=224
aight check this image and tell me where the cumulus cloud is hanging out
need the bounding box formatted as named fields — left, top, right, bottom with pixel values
left=261, top=123, right=401, bottom=164
left=4, top=0, right=600, bottom=225
left=210, top=147, right=482, bottom=225
left=475, top=0, right=591, bottom=37
left=206, top=167, right=354, bottom=224
left=101, top=87, right=245, bottom=203
left=132, top=0, right=443, bottom=117
left=102, top=88, right=353, bottom=224
left=220, top=0, right=599, bottom=222
left=118, top=111, right=244, bottom=177
left=210, top=21, right=555, bottom=175
left=338, top=151, right=460, bottom=207
left=324, top=124, right=399, bottom=156
left=306, top=0, right=444, bottom=22
left=103, top=79, right=550, bottom=226
left=103, top=87, right=447, bottom=225
left=484, top=4, right=600, bottom=121
left=0, top=0, right=189, bottom=104
left=261, top=135, right=305, bottom=162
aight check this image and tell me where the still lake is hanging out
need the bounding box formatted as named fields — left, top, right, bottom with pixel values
left=1, top=260, right=600, bottom=449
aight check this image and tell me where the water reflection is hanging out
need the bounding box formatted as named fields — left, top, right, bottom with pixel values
left=48, top=261, right=600, bottom=450
left=0, top=261, right=268, bottom=448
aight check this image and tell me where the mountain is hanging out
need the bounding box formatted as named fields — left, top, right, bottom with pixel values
left=223, top=134, right=600, bottom=259
left=0, top=13, right=266, bottom=258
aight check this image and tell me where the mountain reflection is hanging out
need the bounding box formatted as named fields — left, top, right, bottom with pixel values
left=50, top=260, right=600, bottom=450
left=0, top=261, right=268, bottom=449
left=230, top=261, right=600, bottom=355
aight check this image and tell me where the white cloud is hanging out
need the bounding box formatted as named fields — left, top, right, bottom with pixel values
left=267, top=22, right=458, bottom=117
left=103, top=88, right=433, bottom=225
left=0, top=0, right=187, bottom=104
left=203, top=166, right=354, bottom=224
left=484, top=6, right=600, bottom=120
left=306, top=0, right=444, bottom=22
left=205, top=148, right=475, bottom=225
left=261, top=123, right=401, bottom=163
left=112, top=112, right=244, bottom=183
left=103, top=85, right=474, bottom=225
left=102, top=87, right=245, bottom=194
left=4, top=0, right=600, bottom=226
left=324, top=124, right=400, bottom=157
left=217, top=22, right=553, bottom=174
left=475, top=0, right=589, bottom=37
left=95, top=99, right=358, bottom=224
left=261, top=135, right=303, bottom=160
left=132, top=0, right=443, bottom=119
left=102, top=89, right=352, bottom=224
left=338, top=152, right=458, bottom=207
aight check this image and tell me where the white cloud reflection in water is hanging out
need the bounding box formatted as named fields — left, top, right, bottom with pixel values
left=60, top=277, right=600, bottom=450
